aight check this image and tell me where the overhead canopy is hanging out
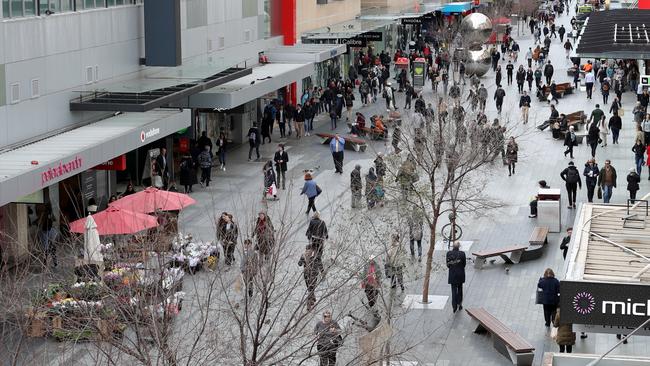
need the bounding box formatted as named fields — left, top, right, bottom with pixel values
left=70, top=67, right=251, bottom=112
left=441, top=2, right=475, bottom=14
left=301, top=19, right=395, bottom=41
left=0, top=109, right=190, bottom=207
left=575, top=9, right=650, bottom=59
left=175, top=63, right=314, bottom=110
left=264, top=44, right=347, bottom=63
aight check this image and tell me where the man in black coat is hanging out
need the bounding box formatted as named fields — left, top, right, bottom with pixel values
left=350, top=165, right=362, bottom=208
left=543, top=60, right=554, bottom=85
left=197, top=131, right=213, bottom=152
left=306, top=212, right=329, bottom=260
left=247, top=125, right=261, bottom=161
left=446, top=241, right=466, bottom=313
left=493, top=86, right=506, bottom=114
left=560, top=161, right=582, bottom=208
left=559, top=227, right=572, bottom=260
left=273, top=144, right=289, bottom=190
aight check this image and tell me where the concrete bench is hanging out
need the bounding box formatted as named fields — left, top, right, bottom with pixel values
left=466, top=308, right=535, bottom=366
left=472, top=245, right=528, bottom=269
left=315, top=133, right=367, bottom=152
left=529, top=226, right=549, bottom=246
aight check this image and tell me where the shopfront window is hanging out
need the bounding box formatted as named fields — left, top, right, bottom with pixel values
left=3, top=0, right=140, bottom=18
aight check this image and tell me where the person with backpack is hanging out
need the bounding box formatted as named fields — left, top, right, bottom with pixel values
left=560, top=161, right=582, bottom=209
left=247, top=125, right=261, bottom=161
left=601, top=78, right=611, bottom=105
left=198, top=145, right=213, bottom=187
left=627, top=168, right=641, bottom=201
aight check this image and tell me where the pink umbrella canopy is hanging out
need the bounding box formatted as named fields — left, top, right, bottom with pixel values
left=69, top=206, right=159, bottom=235
left=110, top=187, right=196, bottom=213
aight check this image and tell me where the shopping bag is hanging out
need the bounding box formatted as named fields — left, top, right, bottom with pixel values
left=550, top=327, right=559, bottom=340
left=267, top=183, right=278, bottom=197
left=597, top=186, right=603, bottom=199
left=535, top=287, right=544, bottom=304
left=619, top=108, right=625, bottom=117
left=153, top=175, right=163, bottom=188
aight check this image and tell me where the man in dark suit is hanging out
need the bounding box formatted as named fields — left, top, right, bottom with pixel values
left=155, top=147, right=169, bottom=189
left=446, top=241, right=466, bottom=313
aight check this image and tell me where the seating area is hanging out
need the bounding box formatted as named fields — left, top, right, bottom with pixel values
left=315, top=133, right=367, bottom=152
left=537, top=82, right=575, bottom=101
left=357, top=126, right=386, bottom=140
left=466, top=308, right=535, bottom=366
left=472, top=245, right=528, bottom=269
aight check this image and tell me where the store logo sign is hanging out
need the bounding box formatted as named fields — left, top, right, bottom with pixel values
left=602, top=299, right=650, bottom=316
left=140, top=127, right=160, bottom=143
left=41, top=156, right=83, bottom=186
left=572, top=292, right=596, bottom=315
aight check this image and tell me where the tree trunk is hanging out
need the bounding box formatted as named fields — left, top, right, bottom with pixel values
left=421, top=217, right=439, bottom=303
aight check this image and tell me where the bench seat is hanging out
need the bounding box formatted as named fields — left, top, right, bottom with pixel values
left=315, top=133, right=367, bottom=152
left=466, top=308, right=535, bottom=365
left=529, top=226, right=549, bottom=246
left=472, top=245, right=528, bottom=269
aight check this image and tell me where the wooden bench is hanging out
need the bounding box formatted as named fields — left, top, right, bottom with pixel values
left=357, top=126, right=386, bottom=140
left=472, top=245, right=528, bottom=269
left=466, top=308, right=535, bottom=366
left=315, top=133, right=367, bottom=152
left=537, top=82, right=574, bottom=101
left=529, top=226, right=549, bottom=246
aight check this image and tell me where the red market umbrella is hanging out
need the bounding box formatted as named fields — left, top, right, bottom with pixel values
left=492, top=17, right=511, bottom=25
left=110, top=187, right=196, bottom=213
left=69, top=207, right=158, bottom=235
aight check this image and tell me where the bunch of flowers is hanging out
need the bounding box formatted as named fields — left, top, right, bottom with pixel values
left=172, top=233, right=193, bottom=252
left=49, top=298, right=103, bottom=314
left=162, top=268, right=184, bottom=290
left=69, top=281, right=103, bottom=300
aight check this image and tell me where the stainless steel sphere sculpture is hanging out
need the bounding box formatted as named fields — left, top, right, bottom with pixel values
left=459, top=13, right=493, bottom=77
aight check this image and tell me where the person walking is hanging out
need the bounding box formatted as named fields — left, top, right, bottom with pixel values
left=558, top=24, right=566, bottom=42
left=478, top=84, right=488, bottom=112
left=365, top=167, right=379, bottom=209
left=361, top=257, right=381, bottom=308
left=494, top=86, right=506, bottom=114
left=633, top=139, right=645, bottom=176
left=559, top=227, right=572, bottom=260
left=314, top=311, right=342, bottom=366
left=526, top=67, right=534, bottom=91
left=306, top=211, right=328, bottom=261
left=329, top=134, right=345, bottom=174
left=301, top=173, right=321, bottom=214
left=273, top=144, right=288, bottom=190
left=560, top=161, right=582, bottom=209
left=585, top=71, right=595, bottom=99
left=506, top=136, right=518, bottom=176
left=519, top=91, right=531, bottom=124
left=254, top=212, right=275, bottom=260
left=350, top=164, right=363, bottom=209
left=263, top=161, right=277, bottom=200
left=179, top=155, right=197, bottom=193
left=383, top=82, right=396, bottom=111
left=198, top=145, right=212, bottom=187
left=294, top=104, right=305, bottom=139
left=516, top=65, right=526, bottom=93
left=583, top=159, right=600, bottom=203
left=587, top=121, right=600, bottom=158
left=213, top=133, right=227, bottom=171
left=37, top=203, right=58, bottom=267
left=276, top=104, right=288, bottom=138
left=240, top=239, right=259, bottom=298
left=374, top=153, right=386, bottom=184
left=538, top=268, right=560, bottom=327
left=608, top=111, right=622, bottom=145
left=408, top=213, right=424, bottom=262
left=627, top=168, right=641, bottom=201
left=217, top=213, right=239, bottom=266
left=506, top=61, right=514, bottom=86
left=563, top=39, right=573, bottom=59
left=553, top=309, right=576, bottom=353
left=564, top=126, right=577, bottom=159
left=299, top=245, right=322, bottom=310
left=598, top=160, right=617, bottom=203
left=247, top=125, right=261, bottom=161
left=601, top=78, right=611, bottom=105
left=447, top=241, right=466, bottom=313
left=386, top=234, right=406, bottom=292
left=495, top=65, right=503, bottom=87
left=544, top=60, right=554, bottom=85
left=525, top=47, right=533, bottom=68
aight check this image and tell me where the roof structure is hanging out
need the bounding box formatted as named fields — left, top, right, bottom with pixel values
left=566, top=201, right=650, bottom=283
left=575, top=9, right=650, bottom=58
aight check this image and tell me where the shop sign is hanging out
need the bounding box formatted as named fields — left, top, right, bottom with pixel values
left=41, top=156, right=83, bottom=186
left=140, top=127, right=161, bottom=143
left=93, top=155, right=127, bottom=171
left=358, top=32, right=383, bottom=41
left=560, top=280, right=650, bottom=328
left=339, top=38, right=367, bottom=47
left=641, top=75, right=650, bottom=87
left=402, top=18, right=422, bottom=25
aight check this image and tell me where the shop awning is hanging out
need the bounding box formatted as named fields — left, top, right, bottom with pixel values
left=264, top=44, right=347, bottom=63
left=301, top=19, right=395, bottom=41
left=176, top=63, right=314, bottom=110
left=441, top=2, right=474, bottom=14
left=0, top=109, right=190, bottom=207
left=575, top=9, right=650, bottom=59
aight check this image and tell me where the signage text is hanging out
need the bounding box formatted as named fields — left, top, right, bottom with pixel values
left=41, top=156, right=83, bottom=186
